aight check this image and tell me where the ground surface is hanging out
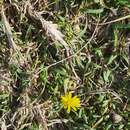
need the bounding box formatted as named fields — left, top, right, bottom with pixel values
left=0, top=0, right=130, bottom=130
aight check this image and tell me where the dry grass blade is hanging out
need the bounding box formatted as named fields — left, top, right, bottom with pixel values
left=96, top=14, right=130, bottom=25
left=1, top=120, right=7, bottom=130
left=32, top=104, right=49, bottom=130
left=1, top=6, right=27, bottom=66
left=1, top=6, right=20, bottom=53
left=42, top=20, right=69, bottom=49
left=26, top=2, right=69, bottom=50
left=47, top=119, right=68, bottom=126
left=0, top=67, right=11, bottom=92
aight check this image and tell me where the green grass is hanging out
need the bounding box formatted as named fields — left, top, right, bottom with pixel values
left=0, top=0, right=130, bottom=130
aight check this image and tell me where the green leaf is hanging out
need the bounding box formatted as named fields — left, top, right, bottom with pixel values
left=107, top=55, right=117, bottom=65
left=103, top=70, right=111, bottom=82
left=114, top=24, right=130, bottom=29
left=86, top=8, right=104, bottom=14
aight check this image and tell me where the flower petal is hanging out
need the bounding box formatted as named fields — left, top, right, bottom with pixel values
left=68, top=92, right=72, bottom=99
left=67, top=106, right=71, bottom=113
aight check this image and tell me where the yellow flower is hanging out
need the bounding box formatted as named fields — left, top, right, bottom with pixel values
left=61, top=92, right=81, bottom=113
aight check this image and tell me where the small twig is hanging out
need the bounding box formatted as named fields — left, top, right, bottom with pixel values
left=92, top=117, right=103, bottom=129
left=94, top=14, right=130, bottom=25
left=80, top=88, right=122, bottom=102
left=123, top=99, right=128, bottom=111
